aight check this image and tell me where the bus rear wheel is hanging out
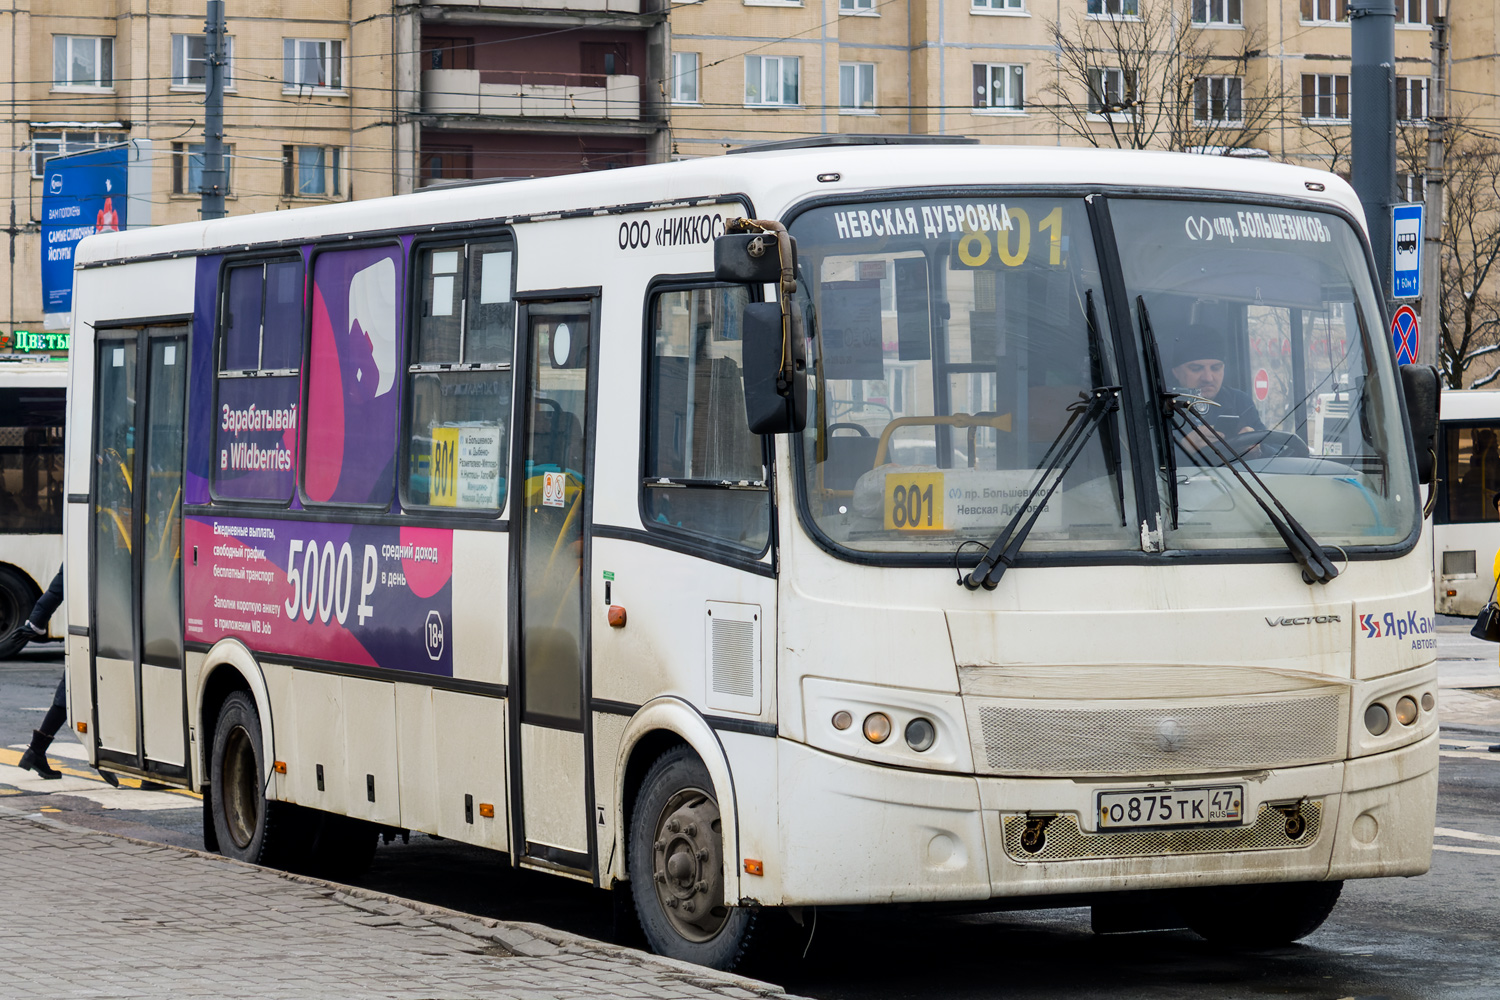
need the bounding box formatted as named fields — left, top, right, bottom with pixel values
left=210, top=691, right=293, bottom=868
left=629, top=746, right=757, bottom=970
left=0, top=567, right=38, bottom=652
left=1182, top=880, right=1343, bottom=947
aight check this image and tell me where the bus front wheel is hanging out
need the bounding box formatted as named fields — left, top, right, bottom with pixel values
left=1182, top=880, right=1343, bottom=947
left=210, top=691, right=293, bottom=868
left=629, top=745, right=758, bottom=970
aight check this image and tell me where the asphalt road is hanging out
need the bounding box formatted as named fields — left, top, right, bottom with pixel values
left=3, top=632, right=1498, bottom=1000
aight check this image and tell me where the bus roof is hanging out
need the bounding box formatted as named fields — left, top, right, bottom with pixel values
left=75, top=143, right=1365, bottom=266
left=1440, top=388, right=1500, bottom=420
left=0, top=357, right=68, bottom=387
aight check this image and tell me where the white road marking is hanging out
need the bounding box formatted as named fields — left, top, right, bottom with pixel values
left=1434, top=844, right=1500, bottom=857
left=1434, top=826, right=1500, bottom=846
left=0, top=762, right=196, bottom=810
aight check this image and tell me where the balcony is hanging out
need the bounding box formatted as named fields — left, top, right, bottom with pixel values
left=422, top=0, right=642, bottom=15
left=422, top=69, right=641, bottom=119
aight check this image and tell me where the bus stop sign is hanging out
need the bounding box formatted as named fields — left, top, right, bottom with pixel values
left=1391, top=305, right=1420, bottom=366
left=1392, top=204, right=1422, bottom=299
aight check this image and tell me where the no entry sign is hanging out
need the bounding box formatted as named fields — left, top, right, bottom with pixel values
left=1253, top=368, right=1270, bottom=401
left=1391, top=305, right=1420, bottom=366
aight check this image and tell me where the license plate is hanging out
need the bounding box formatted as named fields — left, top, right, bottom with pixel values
left=1096, top=785, right=1244, bottom=830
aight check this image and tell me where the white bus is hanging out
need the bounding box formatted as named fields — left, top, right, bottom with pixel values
left=65, top=138, right=1441, bottom=969
left=1434, top=389, right=1500, bottom=615
left=0, top=356, right=66, bottom=640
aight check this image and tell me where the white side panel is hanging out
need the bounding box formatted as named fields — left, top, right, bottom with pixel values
left=290, top=670, right=347, bottom=815
left=520, top=723, right=587, bottom=854
left=591, top=710, right=628, bottom=872
left=432, top=690, right=508, bottom=850
left=0, top=536, right=65, bottom=633
left=94, top=656, right=137, bottom=755
left=141, top=664, right=185, bottom=766
left=341, top=678, right=400, bottom=826
left=395, top=683, right=439, bottom=835
left=264, top=662, right=299, bottom=802
left=67, top=635, right=94, bottom=760
left=452, top=530, right=507, bottom=687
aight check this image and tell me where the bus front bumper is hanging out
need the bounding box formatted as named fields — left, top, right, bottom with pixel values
left=773, top=732, right=1436, bottom=906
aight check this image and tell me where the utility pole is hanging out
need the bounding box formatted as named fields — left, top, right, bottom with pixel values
left=1418, top=13, right=1447, bottom=370
left=1349, top=0, right=1398, bottom=302
left=201, top=0, right=227, bottom=221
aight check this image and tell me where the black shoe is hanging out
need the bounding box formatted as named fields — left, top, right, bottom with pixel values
left=19, top=747, right=61, bottom=779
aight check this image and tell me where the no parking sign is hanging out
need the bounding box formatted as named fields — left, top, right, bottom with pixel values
left=1391, top=305, right=1420, bottom=366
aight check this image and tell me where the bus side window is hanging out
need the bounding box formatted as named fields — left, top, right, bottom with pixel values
left=1446, top=424, right=1500, bottom=523
left=213, top=257, right=304, bottom=503
left=643, top=285, right=770, bottom=553
left=404, top=239, right=513, bottom=511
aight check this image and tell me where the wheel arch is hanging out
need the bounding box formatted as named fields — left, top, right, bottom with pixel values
left=193, top=639, right=276, bottom=792
left=611, top=697, right=741, bottom=904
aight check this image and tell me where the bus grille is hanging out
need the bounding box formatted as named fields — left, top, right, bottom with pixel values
left=1000, top=800, right=1322, bottom=863
left=971, top=692, right=1344, bottom=776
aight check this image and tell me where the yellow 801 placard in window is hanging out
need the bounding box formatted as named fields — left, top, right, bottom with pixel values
left=884, top=472, right=945, bottom=531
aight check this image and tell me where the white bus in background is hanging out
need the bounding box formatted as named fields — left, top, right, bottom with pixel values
left=0, top=356, right=66, bottom=641
left=65, top=138, right=1441, bottom=971
left=1433, top=389, right=1500, bottom=615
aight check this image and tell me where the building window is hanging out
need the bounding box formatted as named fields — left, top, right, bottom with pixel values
left=1396, top=0, right=1429, bottom=23
left=840, top=62, right=876, bottom=112
left=282, top=145, right=342, bottom=198
left=1397, top=76, right=1427, bottom=121
left=1398, top=172, right=1425, bottom=202
left=53, top=36, right=113, bottom=89
left=424, top=37, right=475, bottom=71
left=1087, top=0, right=1138, bottom=15
left=1193, top=75, right=1243, bottom=124
left=974, top=0, right=1025, bottom=11
left=213, top=258, right=305, bottom=502
left=172, top=143, right=234, bottom=195
left=745, top=55, right=799, bottom=106
left=672, top=52, right=700, bottom=104
left=420, top=146, right=473, bottom=186
left=1191, top=0, right=1241, bottom=24
left=973, top=63, right=1024, bottom=111
left=1300, top=0, right=1347, bottom=22
left=172, top=34, right=233, bottom=89
left=1088, top=67, right=1134, bottom=114
left=283, top=38, right=343, bottom=91
left=840, top=0, right=875, bottom=11
left=1301, top=74, right=1350, bottom=120
left=406, top=240, right=514, bottom=511
left=30, top=130, right=123, bottom=179
left=644, top=285, right=770, bottom=552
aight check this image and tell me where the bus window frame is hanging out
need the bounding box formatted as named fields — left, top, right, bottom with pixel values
left=296, top=237, right=407, bottom=513
left=634, top=274, right=776, bottom=572
left=209, top=252, right=306, bottom=508
left=1433, top=418, right=1500, bottom=525
left=397, top=227, right=518, bottom=521
left=780, top=184, right=1422, bottom=570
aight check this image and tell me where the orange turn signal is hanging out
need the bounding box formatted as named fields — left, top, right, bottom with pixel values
left=479, top=802, right=495, bottom=818
left=273, top=761, right=287, bottom=774
left=743, top=859, right=763, bottom=876
left=76, top=721, right=88, bottom=734
left=607, top=605, right=627, bottom=628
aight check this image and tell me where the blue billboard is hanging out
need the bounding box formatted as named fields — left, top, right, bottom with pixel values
left=40, top=144, right=129, bottom=321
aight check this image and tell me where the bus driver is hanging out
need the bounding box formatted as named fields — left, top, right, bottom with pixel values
left=1167, top=325, right=1265, bottom=459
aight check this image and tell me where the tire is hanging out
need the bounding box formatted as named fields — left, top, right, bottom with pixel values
left=629, top=745, right=758, bottom=970
left=1182, top=880, right=1344, bottom=948
left=0, top=568, right=38, bottom=654
left=209, top=691, right=296, bottom=867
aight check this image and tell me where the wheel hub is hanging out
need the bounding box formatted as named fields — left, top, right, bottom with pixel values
left=221, top=724, right=260, bottom=850
left=651, top=788, right=727, bottom=941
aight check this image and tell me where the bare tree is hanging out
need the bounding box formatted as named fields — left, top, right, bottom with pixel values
left=1398, top=117, right=1500, bottom=388
left=1041, top=0, right=1285, bottom=153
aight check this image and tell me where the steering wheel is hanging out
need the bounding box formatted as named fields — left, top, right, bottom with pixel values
left=827, top=422, right=871, bottom=436
left=1223, top=429, right=1310, bottom=461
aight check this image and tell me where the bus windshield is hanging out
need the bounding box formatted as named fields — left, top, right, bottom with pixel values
left=792, top=194, right=1417, bottom=558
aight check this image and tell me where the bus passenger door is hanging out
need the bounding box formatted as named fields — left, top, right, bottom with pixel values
left=510, top=299, right=596, bottom=874
left=90, top=325, right=189, bottom=782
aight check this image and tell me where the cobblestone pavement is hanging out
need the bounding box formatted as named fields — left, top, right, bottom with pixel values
left=0, top=806, right=801, bottom=1000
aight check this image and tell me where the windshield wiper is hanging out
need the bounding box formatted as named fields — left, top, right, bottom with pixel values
left=1135, top=296, right=1338, bottom=585
left=1170, top=401, right=1340, bottom=584
left=1085, top=289, right=1128, bottom=527
left=961, top=385, right=1121, bottom=591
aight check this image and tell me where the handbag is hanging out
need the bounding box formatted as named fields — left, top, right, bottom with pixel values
left=1471, top=573, right=1500, bottom=642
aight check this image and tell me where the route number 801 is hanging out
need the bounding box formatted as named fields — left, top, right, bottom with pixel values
left=883, top=472, right=945, bottom=531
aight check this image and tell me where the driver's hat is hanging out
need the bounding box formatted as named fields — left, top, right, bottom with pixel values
left=1166, top=324, right=1229, bottom=371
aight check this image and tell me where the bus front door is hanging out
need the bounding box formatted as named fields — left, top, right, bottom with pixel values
left=510, top=299, right=596, bottom=875
left=90, top=325, right=189, bottom=782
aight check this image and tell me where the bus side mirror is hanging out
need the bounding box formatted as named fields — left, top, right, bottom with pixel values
left=743, top=301, right=807, bottom=435
left=715, top=233, right=793, bottom=285
left=1400, top=363, right=1439, bottom=484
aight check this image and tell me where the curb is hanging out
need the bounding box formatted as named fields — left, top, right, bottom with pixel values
left=0, top=802, right=801, bottom=998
